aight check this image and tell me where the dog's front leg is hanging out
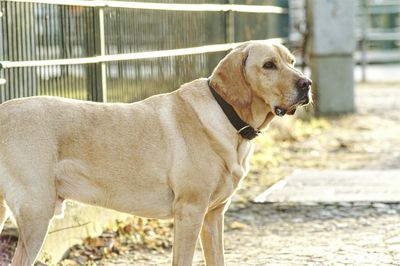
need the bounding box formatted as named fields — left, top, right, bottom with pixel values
left=172, top=200, right=208, bottom=266
left=200, top=204, right=227, bottom=266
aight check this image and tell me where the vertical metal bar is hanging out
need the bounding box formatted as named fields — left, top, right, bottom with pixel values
left=16, top=2, right=22, bottom=98
left=26, top=3, right=32, bottom=97
left=78, top=6, right=84, bottom=99
left=29, top=2, right=37, bottom=97
left=49, top=3, right=55, bottom=95
left=226, top=0, right=235, bottom=44
left=4, top=2, right=9, bottom=101
left=85, top=7, right=92, bottom=100
left=21, top=2, right=29, bottom=98
left=54, top=5, right=60, bottom=96
left=44, top=3, right=50, bottom=95
left=68, top=6, right=72, bottom=99
left=360, top=0, right=368, bottom=82
left=48, top=5, right=55, bottom=96
left=53, top=4, right=58, bottom=96
left=41, top=3, right=46, bottom=94
left=119, top=8, right=124, bottom=102
left=65, top=6, right=70, bottom=98
left=72, top=6, right=77, bottom=99
left=98, top=7, right=107, bottom=102
left=36, top=4, right=43, bottom=95
left=26, top=4, right=31, bottom=97
left=35, top=6, right=40, bottom=96
left=10, top=2, right=17, bottom=99
left=0, top=1, right=5, bottom=102
left=59, top=5, right=64, bottom=97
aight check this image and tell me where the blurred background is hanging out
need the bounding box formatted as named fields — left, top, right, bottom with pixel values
left=0, top=0, right=399, bottom=265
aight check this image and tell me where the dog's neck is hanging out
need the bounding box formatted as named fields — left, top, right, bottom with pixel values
left=233, top=95, right=275, bottom=133
left=207, top=78, right=275, bottom=138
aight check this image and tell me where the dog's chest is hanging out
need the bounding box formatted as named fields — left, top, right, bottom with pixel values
left=210, top=141, right=254, bottom=207
left=230, top=140, right=254, bottom=185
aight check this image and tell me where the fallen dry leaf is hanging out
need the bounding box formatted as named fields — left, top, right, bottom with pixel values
left=229, top=221, right=247, bottom=230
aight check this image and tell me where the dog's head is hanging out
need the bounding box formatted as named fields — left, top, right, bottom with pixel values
left=209, top=41, right=312, bottom=117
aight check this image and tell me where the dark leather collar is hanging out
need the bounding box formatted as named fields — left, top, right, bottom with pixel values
left=207, top=79, right=260, bottom=140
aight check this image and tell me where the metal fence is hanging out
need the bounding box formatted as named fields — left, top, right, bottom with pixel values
left=0, top=0, right=289, bottom=103
left=356, top=0, right=400, bottom=81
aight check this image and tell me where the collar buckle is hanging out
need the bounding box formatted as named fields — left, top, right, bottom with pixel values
left=237, top=125, right=261, bottom=140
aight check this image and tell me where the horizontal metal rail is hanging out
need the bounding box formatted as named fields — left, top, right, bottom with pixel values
left=4, top=0, right=288, bottom=14
left=356, top=31, right=400, bottom=41
left=366, top=7, right=400, bottom=14
left=0, top=39, right=285, bottom=69
left=367, top=0, right=400, bottom=7
left=365, top=32, right=400, bottom=41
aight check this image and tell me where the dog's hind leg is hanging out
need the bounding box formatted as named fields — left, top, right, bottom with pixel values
left=5, top=173, right=56, bottom=265
left=0, top=194, right=8, bottom=233
left=10, top=200, right=54, bottom=266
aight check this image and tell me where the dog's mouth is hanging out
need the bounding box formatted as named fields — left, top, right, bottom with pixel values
left=297, top=93, right=310, bottom=106
left=274, top=94, right=311, bottom=117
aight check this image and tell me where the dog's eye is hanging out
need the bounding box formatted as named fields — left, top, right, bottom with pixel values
left=263, top=61, right=276, bottom=69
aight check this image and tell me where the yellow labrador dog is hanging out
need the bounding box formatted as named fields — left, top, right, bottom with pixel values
left=0, top=40, right=311, bottom=266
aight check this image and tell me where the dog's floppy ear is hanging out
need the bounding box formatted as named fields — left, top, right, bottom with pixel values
left=209, top=45, right=251, bottom=107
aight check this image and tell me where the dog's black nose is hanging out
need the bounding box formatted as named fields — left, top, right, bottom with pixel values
left=274, top=107, right=286, bottom=117
left=296, top=78, right=312, bottom=90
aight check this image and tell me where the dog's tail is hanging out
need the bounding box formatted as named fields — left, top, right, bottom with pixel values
left=0, top=194, right=9, bottom=234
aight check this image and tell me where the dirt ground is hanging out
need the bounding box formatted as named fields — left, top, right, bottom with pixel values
left=59, top=82, right=400, bottom=266
left=96, top=202, right=400, bottom=266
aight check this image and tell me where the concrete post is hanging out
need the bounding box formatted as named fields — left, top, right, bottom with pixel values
left=307, top=0, right=355, bottom=114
